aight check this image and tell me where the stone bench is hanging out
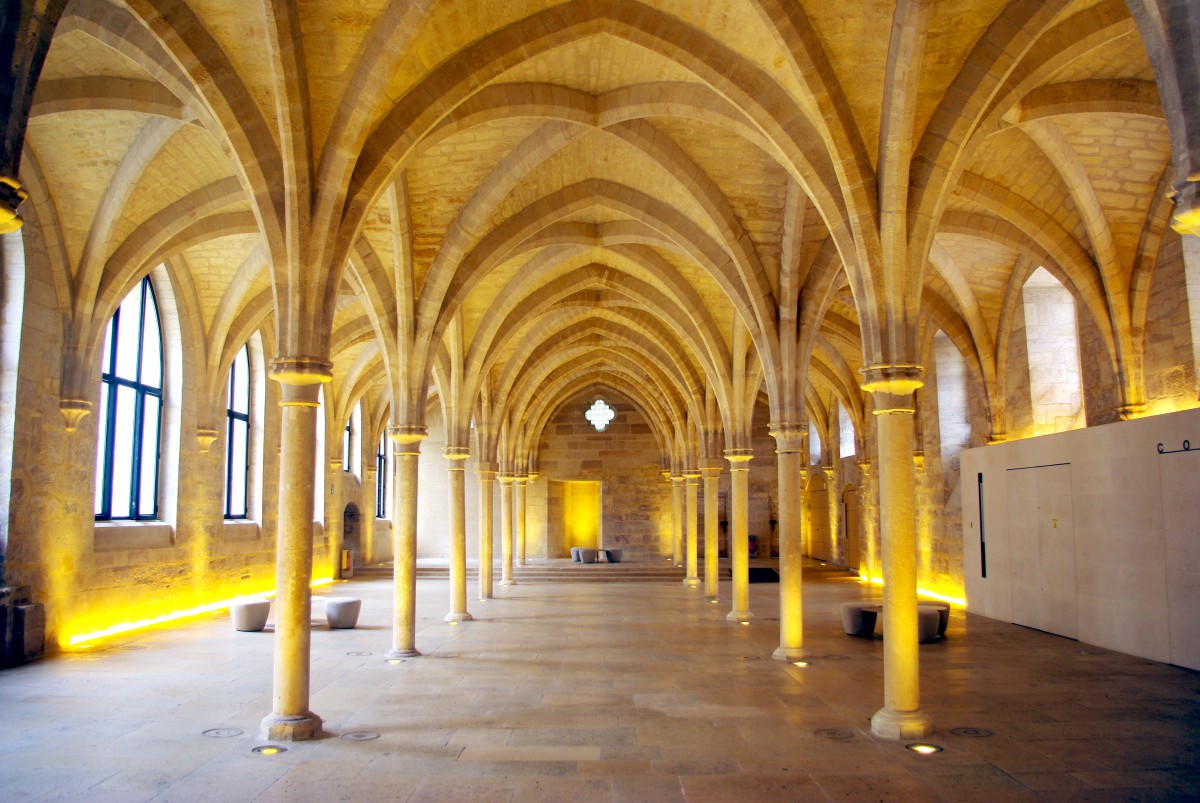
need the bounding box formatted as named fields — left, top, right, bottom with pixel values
left=230, top=600, right=271, bottom=632
left=840, top=601, right=881, bottom=638
left=325, top=597, right=361, bottom=629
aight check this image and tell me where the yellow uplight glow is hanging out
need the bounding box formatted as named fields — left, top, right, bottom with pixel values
left=62, top=576, right=335, bottom=647
left=862, top=575, right=965, bottom=607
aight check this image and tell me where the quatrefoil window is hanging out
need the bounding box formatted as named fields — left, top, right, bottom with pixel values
left=585, top=398, right=616, bottom=431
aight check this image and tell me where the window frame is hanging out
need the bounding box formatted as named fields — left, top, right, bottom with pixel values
left=95, top=276, right=163, bottom=521
left=224, top=343, right=251, bottom=519
left=376, top=434, right=388, bottom=518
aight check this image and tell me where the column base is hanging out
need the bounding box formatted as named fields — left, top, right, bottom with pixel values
left=499, top=579, right=516, bottom=586
left=260, top=711, right=323, bottom=742
left=771, top=646, right=808, bottom=662
left=870, top=707, right=934, bottom=739
left=386, top=646, right=421, bottom=659
left=683, top=577, right=700, bottom=587
left=726, top=610, right=754, bottom=623
left=445, top=611, right=473, bottom=623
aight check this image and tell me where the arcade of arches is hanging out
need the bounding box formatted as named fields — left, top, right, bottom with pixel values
left=1, top=0, right=1199, bottom=744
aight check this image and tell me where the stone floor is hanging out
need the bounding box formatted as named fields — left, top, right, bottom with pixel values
left=2, top=561, right=1198, bottom=802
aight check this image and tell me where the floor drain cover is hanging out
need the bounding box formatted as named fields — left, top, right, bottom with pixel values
left=346, top=651, right=372, bottom=657
left=202, top=728, right=244, bottom=738
left=950, top=727, right=993, bottom=738
left=816, top=654, right=850, bottom=661
left=341, top=731, right=380, bottom=741
left=815, top=728, right=856, bottom=741
left=737, top=655, right=761, bottom=661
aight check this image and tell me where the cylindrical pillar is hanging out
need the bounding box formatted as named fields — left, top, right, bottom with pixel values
left=863, top=367, right=933, bottom=739
left=362, top=466, right=376, bottom=566
left=671, top=475, right=684, bottom=565
left=328, top=459, right=343, bottom=579
left=684, top=471, right=700, bottom=587
left=499, top=475, right=516, bottom=586
left=445, top=448, right=471, bottom=623
left=701, top=461, right=722, bottom=600
left=771, top=424, right=805, bottom=661
left=725, top=450, right=753, bottom=622
left=261, top=375, right=325, bottom=741
left=387, top=425, right=425, bottom=659
left=477, top=462, right=496, bottom=600
left=858, top=460, right=876, bottom=582
left=825, top=466, right=841, bottom=565
left=516, top=475, right=528, bottom=566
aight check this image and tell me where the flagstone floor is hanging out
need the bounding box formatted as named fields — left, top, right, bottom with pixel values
left=2, top=561, right=1198, bottom=801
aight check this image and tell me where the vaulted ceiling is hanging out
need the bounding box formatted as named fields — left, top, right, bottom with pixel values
left=18, top=0, right=1180, bottom=465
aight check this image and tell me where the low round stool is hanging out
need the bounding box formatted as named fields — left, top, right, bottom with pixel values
left=578, top=548, right=598, bottom=564
left=230, top=600, right=271, bottom=632
left=605, top=548, right=623, bottom=563
left=325, top=597, right=362, bottom=629
left=570, top=547, right=583, bottom=562
left=917, top=606, right=942, bottom=643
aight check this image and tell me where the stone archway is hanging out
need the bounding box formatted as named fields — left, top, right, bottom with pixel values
left=342, top=503, right=361, bottom=575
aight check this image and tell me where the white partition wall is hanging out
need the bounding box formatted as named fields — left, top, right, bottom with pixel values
left=961, top=407, right=1200, bottom=670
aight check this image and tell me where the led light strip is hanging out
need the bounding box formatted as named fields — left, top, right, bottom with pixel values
left=64, top=576, right=335, bottom=646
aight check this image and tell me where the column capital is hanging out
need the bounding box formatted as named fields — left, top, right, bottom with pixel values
left=860, top=364, right=923, bottom=412
left=857, top=460, right=871, bottom=475
left=270, top=357, right=333, bottom=385
left=683, top=470, right=701, bottom=483
left=669, top=474, right=684, bottom=484
left=0, top=176, right=28, bottom=235
left=476, top=461, right=499, bottom=476
left=329, top=458, right=343, bottom=470
left=388, top=424, right=426, bottom=456
left=724, top=448, right=753, bottom=470
left=444, top=446, right=470, bottom=462
left=821, top=464, right=835, bottom=479
left=59, top=398, right=93, bottom=432
left=280, top=382, right=321, bottom=407
left=1170, top=177, right=1200, bottom=236
left=196, top=428, right=220, bottom=452
left=498, top=474, right=516, bottom=485
left=699, top=458, right=723, bottom=475
left=769, top=421, right=805, bottom=452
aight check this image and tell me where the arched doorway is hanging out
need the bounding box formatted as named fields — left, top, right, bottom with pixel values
left=842, top=485, right=860, bottom=571
left=342, top=503, right=361, bottom=576
left=806, top=472, right=831, bottom=562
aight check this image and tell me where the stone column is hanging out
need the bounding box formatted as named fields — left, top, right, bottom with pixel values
left=824, top=466, right=840, bottom=565
left=671, top=475, right=684, bottom=566
left=862, top=366, right=933, bottom=739
left=770, top=423, right=806, bottom=661
left=683, top=471, right=700, bottom=587
left=725, top=449, right=753, bottom=622
left=261, top=371, right=325, bottom=741
left=444, top=447, right=471, bottom=623
left=477, top=462, right=497, bottom=600
left=516, top=475, right=528, bottom=566
left=701, top=461, right=722, bottom=600
left=327, top=459, right=343, bottom=579
left=387, top=425, right=426, bottom=659
left=362, top=466, right=377, bottom=567
left=858, top=460, right=875, bottom=581
left=499, top=475, right=515, bottom=586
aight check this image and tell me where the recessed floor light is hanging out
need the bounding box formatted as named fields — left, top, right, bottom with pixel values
left=202, top=728, right=243, bottom=738
left=906, top=743, right=942, bottom=754
left=341, top=731, right=380, bottom=741
left=792, top=661, right=809, bottom=667
left=385, top=658, right=405, bottom=665
left=346, top=651, right=372, bottom=657
left=252, top=745, right=287, bottom=755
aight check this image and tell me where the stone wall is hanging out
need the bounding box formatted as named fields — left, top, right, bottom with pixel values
left=1144, top=229, right=1198, bottom=408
